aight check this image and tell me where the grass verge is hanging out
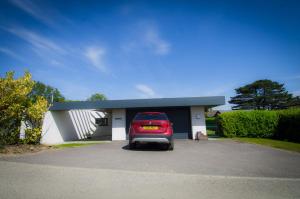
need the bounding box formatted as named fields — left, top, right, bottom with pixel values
left=53, top=142, right=104, bottom=149
left=231, top=138, right=300, bottom=153
left=207, top=129, right=216, bottom=136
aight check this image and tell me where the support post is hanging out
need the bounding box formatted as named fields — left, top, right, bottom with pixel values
left=112, top=109, right=126, bottom=140
left=190, top=106, right=206, bottom=139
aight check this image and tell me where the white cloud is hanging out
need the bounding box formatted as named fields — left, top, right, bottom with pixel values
left=135, top=84, right=156, bottom=98
left=2, top=26, right=65, bottom=53
left=121, top=24, right=171, bottom=55
left=10, top=0, right=51, bottom=25
left=49, top=59, right=71, bottom=69
left=9, top=0, right=70, bottom=27
left=0, top=47, right=24, bottom=61
left=84, top=46, right=106, bottom=72
left=144, top=27, right=170, bottom=55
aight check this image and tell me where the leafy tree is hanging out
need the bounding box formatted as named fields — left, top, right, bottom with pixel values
left=0, top=71, right=34, bottom=144
left=26, top=96, right=48, bottom=129
left=24, top=96, right=48, bottom=144
left=288, top=96, right=300, bottom=108
left=28, top=81, right=65, bottom=105
left=229, top=79, right=292, bottom=110
left=0, top=71, right=48, bottom=145
left=87, top=93, right=107, bottom=101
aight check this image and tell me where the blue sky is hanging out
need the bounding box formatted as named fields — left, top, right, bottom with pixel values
left=0, top=0, right=299, bottom=109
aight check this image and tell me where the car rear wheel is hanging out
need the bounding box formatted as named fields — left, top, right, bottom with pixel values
left=168, top=140, right=174, bottom=150
left=129, top=142, right=136, bottom=150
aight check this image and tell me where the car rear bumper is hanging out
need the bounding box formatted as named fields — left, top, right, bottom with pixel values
left=130, top=134, right=172, bottom=143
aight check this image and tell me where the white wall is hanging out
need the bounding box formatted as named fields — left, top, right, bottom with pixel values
left=41, top=111, right=64, bottom=145
left=92, top=111, right=112, bottom=139
left=190, top=106, right=206, bottom=139
left=41, top=110, right=112, bottom=145
left=112, top=109, right=126, bottom=140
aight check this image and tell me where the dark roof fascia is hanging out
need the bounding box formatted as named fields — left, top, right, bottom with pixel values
left=49, top=96, right=225, bottom=111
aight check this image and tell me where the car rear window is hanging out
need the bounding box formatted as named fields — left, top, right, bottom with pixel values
left=134, top=113, right=168, bottom=120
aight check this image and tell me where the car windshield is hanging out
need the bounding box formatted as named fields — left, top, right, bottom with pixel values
left=134, top=113, right=168, bottom=120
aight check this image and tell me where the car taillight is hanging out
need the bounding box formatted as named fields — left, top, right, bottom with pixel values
left=158, top=121, right=169, bottom=131
left=161, top=122, right=168, bottom=128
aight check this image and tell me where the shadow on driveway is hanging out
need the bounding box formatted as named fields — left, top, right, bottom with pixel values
left=122, top=142, right=169, bottom=151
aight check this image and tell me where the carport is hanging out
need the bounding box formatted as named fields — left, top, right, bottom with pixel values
left=40, top=96, right=225, bottom=144
left=126, top=107, right=192, bottom=139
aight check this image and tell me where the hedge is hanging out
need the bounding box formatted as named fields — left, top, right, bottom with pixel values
left=216, top=109, right=300, bottom=142
left=216, top=110, right=279, bottom=138
left=276, top=109, right=300, bottom=142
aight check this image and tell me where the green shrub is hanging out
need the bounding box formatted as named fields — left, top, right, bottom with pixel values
left=216, top=109, right=300, bottom=142
left=275, top=109, right=300, bottom=142
left=23, top=128, right=42, bottom=144
left=216, top=110, right=279, bottom=138
left=0, top=71, right=48, bottom=145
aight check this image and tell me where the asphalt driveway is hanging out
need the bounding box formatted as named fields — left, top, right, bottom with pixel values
left=1, top=140, right=300, bottom=199
left=1, top=140, right=300, bottom=178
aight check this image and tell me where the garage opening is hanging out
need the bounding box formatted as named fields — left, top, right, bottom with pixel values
left=126, top=107, right=192, bottom=139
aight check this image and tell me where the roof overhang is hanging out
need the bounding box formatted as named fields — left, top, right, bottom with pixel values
left=49, top=96, right=225, bottom=111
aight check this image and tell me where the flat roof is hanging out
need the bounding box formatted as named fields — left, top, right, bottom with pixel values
left=49, top=96, right=225, bottom=111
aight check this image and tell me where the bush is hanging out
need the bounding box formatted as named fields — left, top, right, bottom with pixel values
left=0, top=128, right=20, bottom=146
left=216, top=109, right=300, bottom=142
left=275, top=109, right=300, bottom=142
left=216, top=110, right=279, bottom=138
left=23, top=128, right=42, bottom=144
left=0, top=71, right=48, bottom=145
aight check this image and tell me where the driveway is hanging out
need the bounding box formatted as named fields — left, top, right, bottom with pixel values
left=1, top=140, right=300, bottom=199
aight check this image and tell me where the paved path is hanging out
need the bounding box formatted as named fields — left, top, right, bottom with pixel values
left=1, top=140, right=300, bottom=198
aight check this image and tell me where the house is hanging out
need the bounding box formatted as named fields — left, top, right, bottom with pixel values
left=41, top=96, right=225, bottom=144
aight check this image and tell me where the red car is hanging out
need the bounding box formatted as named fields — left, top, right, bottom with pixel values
left=128, top=112, right=174, bottom=150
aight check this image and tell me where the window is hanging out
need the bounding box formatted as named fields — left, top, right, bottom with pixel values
left=95, top=118, right=108, bottom=126
left=134, top=113, right=168, bottom=120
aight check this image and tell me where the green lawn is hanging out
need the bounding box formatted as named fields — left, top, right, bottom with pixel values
left=230, top=138, right=300, bottom=153
left=204, top=117, right=300, bottom=152
left=207, top=129, right=216, bottom=136
left=53, top=141, right=106, bottom=149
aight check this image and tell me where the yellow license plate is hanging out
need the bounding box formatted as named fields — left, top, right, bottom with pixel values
left=143, top=126, right=159, bottom=130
